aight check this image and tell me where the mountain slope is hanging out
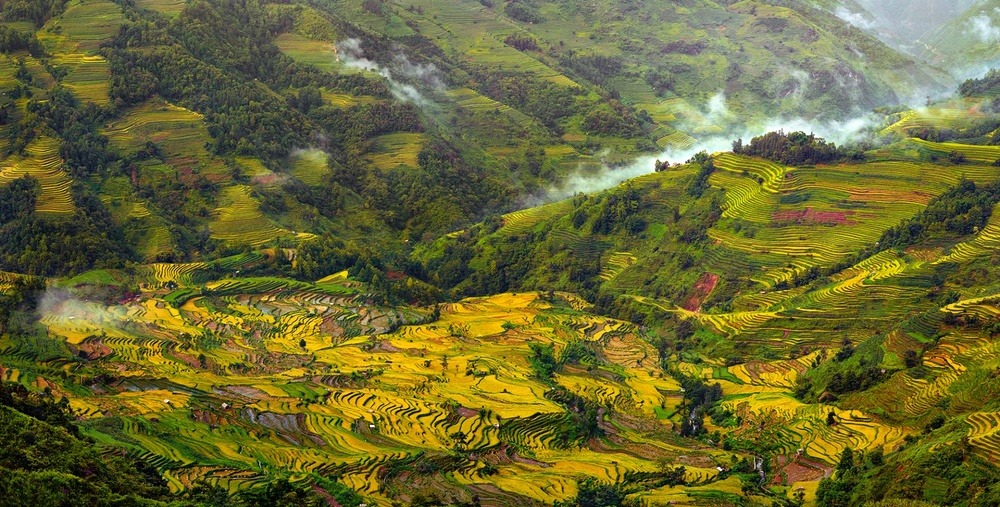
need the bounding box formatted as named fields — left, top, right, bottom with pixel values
left=0, top=96, right=998, bottom=506
left=920, top=0, right=1000, bottom=79
left=0, top=0, right=949, bottom=281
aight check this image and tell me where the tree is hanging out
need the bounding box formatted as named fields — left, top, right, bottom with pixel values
left=449, top=431, right=468, bottom=451
left=574, top=478, right=625, bottom=507
left=528, top=342, right=557, bottom=379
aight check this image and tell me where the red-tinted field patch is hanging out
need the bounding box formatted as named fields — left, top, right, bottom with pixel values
left=773, top=207, right=852, bottom=225
left=773, top=454, right=832, bottom=484
left=684, top=272, right=719, bottom=311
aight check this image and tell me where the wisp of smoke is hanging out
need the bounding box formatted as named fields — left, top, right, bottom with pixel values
left=338, top=38, right=444, bottom=106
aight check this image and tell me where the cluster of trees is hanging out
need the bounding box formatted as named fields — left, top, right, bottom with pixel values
left=909, top=116, right=1000, bottom=144
left=528, top=342, right=558, bottom=379
left=588, top=186, right=645, bottom=234
left=503, top=33, right=539, bottom=51
left=312, top=101, right=423, bottom=148
left=557, top=478, right=626, bottom=507
left=472, top=69, right=580, bottom=131
left=105, top=43, right=312, bottom=159
left=582, top=100, right=644, bottom=137
left=675, top=374, right=723, bottom=437
left=527, top=340, right=597, bottom=380
left=560, top=54, right=623, bottom=87
left=732, top=130, right=864, bottom=166
left=96, top=0, right=523, bottom=264
left=878, top=179, right=1000, bottom=250
left=0, top=26, right=43, bottom=55
left=817, top=441, right=1000, bottom=506
left=825, top=363, right=888, bottom=395
left=960, top=68, right=1000, bottom=98
left=103, top=0, right=396, bottom=160
left=0, top=0, right=65, bottom=27
left=546, top=387, right=605, bottom=448
left=685, top=152, right=715, bottom=197
left=0, top=177, right=134, bottom=276
left=29, top=87, right=117, bottom=178
left=816, top=447, right=886, bottom=507
left=645, top=69, right=675, bottom=97
left=504, top=0, right=543, bottom=23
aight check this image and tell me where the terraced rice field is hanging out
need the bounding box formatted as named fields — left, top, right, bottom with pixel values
left=366, top=133, right=427, bottom=170
left=102, top=99, right=233, bottom=180
left=396, top=0, right=570, bottom=82
left=30, top=0, right=120, bottom=105
left=289, top=149, right=330, bottom=186
left=936, top=201, right=1000, bottom=264
left=136, top=0, right=188, bottom=17
left=500, top=199, right=575, bottom=234
left=274, top=33, right=339, bottom=73
left=700, top=155, right=980, bottom=287
left=27, top=280, right=754, bottom=504
left=966, top=412, right=1000, bottom=462
left=883, top=104, right=984, bottom=136
left=53, top=53, right=110, bottom=104
left=447, top=87, right=537, bottom=128
left=0, top=136, right=74, bottom=215
left=599, top=252, right=637, bottom=281
left=210, top=186, right=311, bottom=246
left=45, top=0, right=124, bottom=52
left=0, top=271, right=35, bottom=294
left=910, top=138, right=1000, bottom=164
left=720, top=393, right=908, bottom=465
left=103, top=100, right=207, bottom=156
left=320, top=90, right=375, bottom=109
left=657, top=131, right=697, bottom=149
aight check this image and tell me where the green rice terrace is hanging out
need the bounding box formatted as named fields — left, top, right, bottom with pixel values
left=3, top=0, right=1000, bottom=506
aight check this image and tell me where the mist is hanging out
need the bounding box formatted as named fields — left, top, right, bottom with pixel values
left=338, top=38, right=445, bottom=106
left=36, top=288, right=125, bottom=333
left=538, top=111, right=880, bottom=203
left=834, top=6, right=876, bottom=31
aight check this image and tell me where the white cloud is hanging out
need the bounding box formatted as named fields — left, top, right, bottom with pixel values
left=971, top=12, right=1000, bottom=42
left=834, top=6, right=876, bottom=31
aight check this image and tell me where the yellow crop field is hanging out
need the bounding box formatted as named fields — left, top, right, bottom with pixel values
left=27, top=278, right=759, bottom=504
left=0, top=136, right=74, bottom=215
